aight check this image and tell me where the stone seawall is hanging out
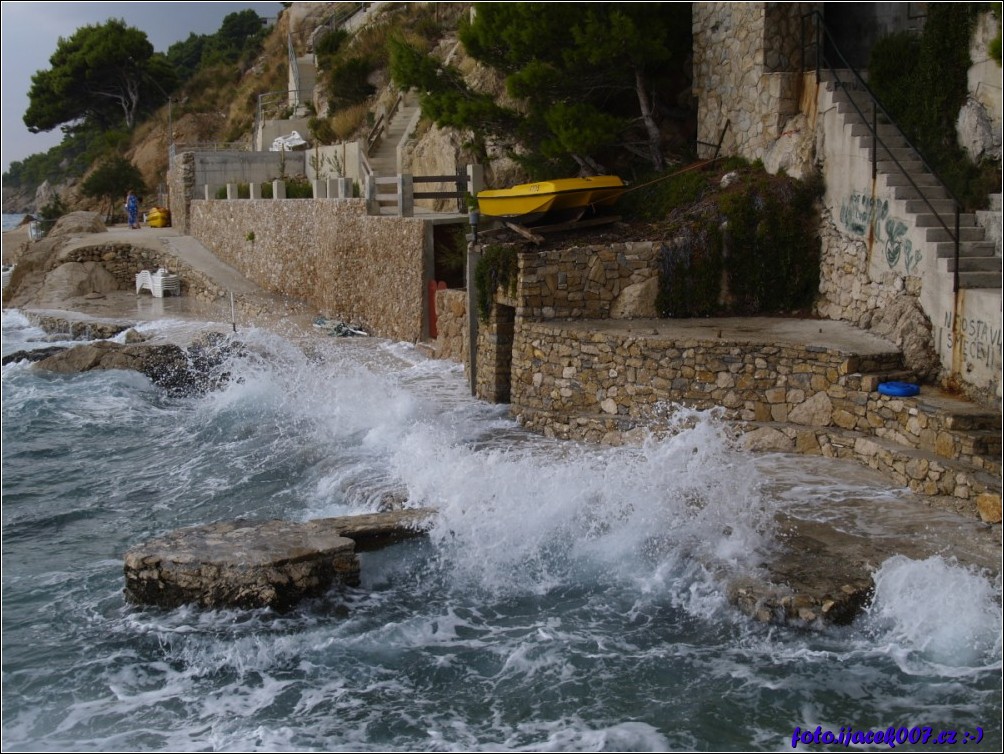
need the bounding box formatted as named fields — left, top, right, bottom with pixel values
left=190, top=199, right=431, bottom=342
left=511, top=319, right=898, bottom=438
left=508, top=318, right=999, bottom=504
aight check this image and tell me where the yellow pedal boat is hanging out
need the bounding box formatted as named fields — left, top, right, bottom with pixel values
left=146, top=207, right=171, bottom=228
left=477, top=176, right=625, bottom=225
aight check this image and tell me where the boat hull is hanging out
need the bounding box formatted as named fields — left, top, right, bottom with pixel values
left=477, top=176, right=625, bottom=224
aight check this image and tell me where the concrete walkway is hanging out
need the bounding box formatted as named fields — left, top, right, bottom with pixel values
left=31, top=224, right=316, bottom=331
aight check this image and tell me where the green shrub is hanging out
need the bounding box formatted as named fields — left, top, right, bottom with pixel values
left=657, top=167, right=821, bottom=317
left=619, top=166, right=710, bottom=222
left=474, top=243, right=519, bottom=321
left=868, top=3, right=998, bottom=210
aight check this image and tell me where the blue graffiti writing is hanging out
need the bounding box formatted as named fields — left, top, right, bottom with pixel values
left=840, top=192, right=922, bottom=273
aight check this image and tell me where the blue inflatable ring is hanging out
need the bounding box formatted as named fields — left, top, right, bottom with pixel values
left=877, top=381, right=920, bottom=397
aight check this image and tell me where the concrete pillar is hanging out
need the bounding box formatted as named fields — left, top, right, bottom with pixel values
left=466, top=164, right=484, bottom=202
left=273, top=180, right=286, bottom=199
left=312, top=179, right=327, bottom=199
left=249, top=182, right=262, bottom=200
left=226, top=183, right=239, bottom=200
left=466, top=245, right=481, bottom=396
left=364, top=175, right=377, bottom=214
left=331, top=176, right=353, bottom=198
left=398, top=174, right=414, bottom=217
left=204, top=185, right=214, bottom=201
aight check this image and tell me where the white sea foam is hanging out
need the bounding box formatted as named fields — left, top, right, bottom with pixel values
left=865, top=555, right=1002, bottom=672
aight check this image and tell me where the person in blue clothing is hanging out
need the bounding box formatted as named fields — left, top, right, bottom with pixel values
left=126, top=189, right=140, bottom=229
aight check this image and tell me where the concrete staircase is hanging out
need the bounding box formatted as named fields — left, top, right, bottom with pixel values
left=823, top=74, right=1002, bottom=290
left=367, top=93, right=421, bottom=177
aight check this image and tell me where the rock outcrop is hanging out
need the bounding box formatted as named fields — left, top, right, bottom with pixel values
left=123, top=508, right=436, bottom=611
left=31, top=332, right=242, bottom=393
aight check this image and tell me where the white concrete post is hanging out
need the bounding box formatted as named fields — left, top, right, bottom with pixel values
left=312, top=179, right=327, bottom=199
left=398, top=174, right=414, bottom=217
left=204, top=185, right=214, bottom=201
left=249, top=182, right=262, bottom=200
left=273, top=180, right=286, bottom=199
left=226, top=183, right=238, bottom=200
left=466, top=245, right=481, bottom=396
left=467, top=164, right=484, bottom=202
left=364, top=175, right=377, bottom=214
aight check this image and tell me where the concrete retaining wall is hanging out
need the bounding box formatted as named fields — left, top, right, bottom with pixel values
left=189, top=198, right=433, bottom=342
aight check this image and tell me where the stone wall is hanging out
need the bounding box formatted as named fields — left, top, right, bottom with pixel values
left=168, top=152, right=196, bottom=235
left=817, top=82, right=1002, bottom=405
left=434, top=288, right=467, bottom=363
left=53, top=242, right=230, bottom=311
left=515, top=241, right=660, bottom=321
left=508, top=320, right=998, bottom=502
left=189, top=198, right=432, bottom=342
left=692, top=2, right=817, bottom=161
left=511, top=319, right=899, bottom=438
left=168, top=150, right=309, bottom=235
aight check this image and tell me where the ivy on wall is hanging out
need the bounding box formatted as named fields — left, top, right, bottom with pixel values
left=656, top=167, right=822, bottom=318
left=474, top=244, right=519, bottom=321
left=868, top=3, right=1000, bottom=210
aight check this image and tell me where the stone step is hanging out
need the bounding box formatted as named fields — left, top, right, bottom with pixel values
left=940, top=255, right=1002, bottom=273
left=856, top=134, right=911, bottom=151
left=933, top=240, right=998, bottom=258
left=881, top=172, right=945, bottom=188
left=744, top=421, right=1001, bottom=502
left=958, top=271, right=1002, bottom=289
left=926, top=225, right=987, bottom=243
left=875, top=159, right=927, bottom=174
left=902, top=198, right=960, bottom=214
left=913, top=212, right=978, bottom=228
left=890, top=184, right=949, bottom=202
left=844, top=369, right=916, bottom=393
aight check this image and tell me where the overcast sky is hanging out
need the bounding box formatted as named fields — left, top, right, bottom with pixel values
left=1, top=1, right=283, bottom=175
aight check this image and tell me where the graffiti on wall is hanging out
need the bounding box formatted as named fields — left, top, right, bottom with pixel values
left=943, top=311, right=1003, bottom=370
left=839, top=192, right=923, bottom=274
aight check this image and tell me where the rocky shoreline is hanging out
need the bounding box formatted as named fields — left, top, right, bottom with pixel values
left=3, top=220, right=999, bottom=628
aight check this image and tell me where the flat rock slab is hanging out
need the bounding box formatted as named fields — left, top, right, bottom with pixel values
left=124, top=508, right=436, bottom=611
left=728, top=511, right=1000, bottom=627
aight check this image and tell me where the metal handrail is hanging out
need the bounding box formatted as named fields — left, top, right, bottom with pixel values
left=801, top=10, right=963, bottom=292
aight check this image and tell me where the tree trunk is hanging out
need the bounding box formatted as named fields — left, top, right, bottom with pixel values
left=634, top=67, right=663, bottom=171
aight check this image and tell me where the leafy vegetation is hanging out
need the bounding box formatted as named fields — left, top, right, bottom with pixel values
left=868, top=3, right=1000, bottom=209
left=25, top=20, right=178, bottom=134
left=656, top=167, right=822, bottom=317
left=475, top=244, right=519, bottom=321
left=166, top=10, right=269, bottom=84
left=7, top=10, right=271, bottom=203
left=390, top=3, right=692, bottom=178
left=80, top=156, right=146, bottom=221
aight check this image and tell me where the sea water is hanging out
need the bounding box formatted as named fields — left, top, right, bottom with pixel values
left=2, top=309, right=1001, bottom=751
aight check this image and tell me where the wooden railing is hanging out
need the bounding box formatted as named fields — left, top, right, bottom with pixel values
left=366, top=93, right=404, bottom=155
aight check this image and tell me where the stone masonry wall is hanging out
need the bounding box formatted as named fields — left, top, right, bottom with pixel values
left=692, top=2, right=816, bottom=160
left=168, top=152, right=196, bottom=235
left=509, top=320, right=997, bottom=501
left=190, top=198, right=431, bottom=342
left=516, top=241, right=660, bottom=321
left=434, top=288, right=467, bottom=363
left=58, top=242, right=230, bottom=311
